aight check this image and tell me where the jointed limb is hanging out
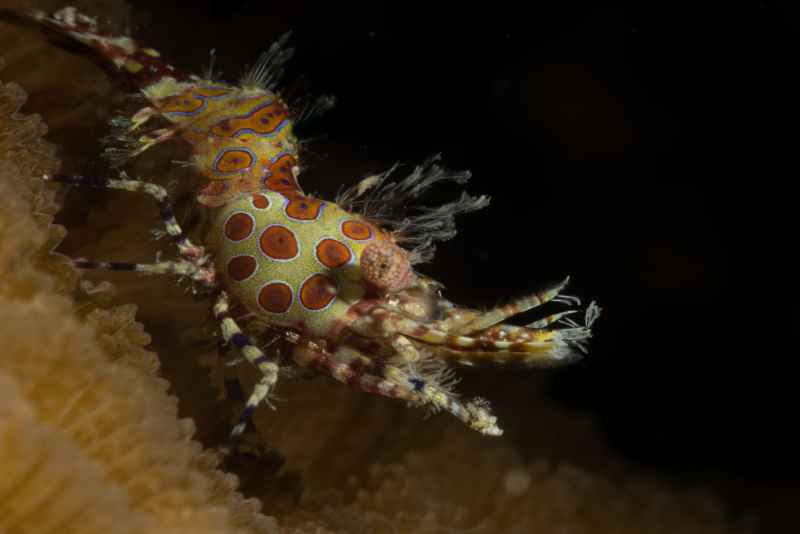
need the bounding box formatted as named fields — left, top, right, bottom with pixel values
left=526, top=309, right=579, bottom=329
left=381, top=361, right=501, bottom=435
left=45, top=173, right=207, bottom=262
left=290, top=338, right=502, bottom=436
left=351, top=298, right=601, bottom=367
left=352, top=308, right=559, bottom=351
left=444, top=276, right=575, bottom=335
left=213, top=291, right=281, bottom=451
left=75, top=258, right=215, bottom=287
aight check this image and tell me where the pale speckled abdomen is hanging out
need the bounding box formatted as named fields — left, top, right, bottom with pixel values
left=207, top=191, right=386, bottom=337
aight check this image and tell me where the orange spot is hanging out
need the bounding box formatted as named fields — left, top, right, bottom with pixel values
left=285, top=194, right=324, bottom=221
left=341, top=220, right=373, bottom=240
left=195, top=85, right=230, bottom=98
left=214, top=148, right=254, bottom=173
left=300, top=274, right=338, bottom=311
left=259, top=225, right=299, bottom=260
left=246, top=102, right=287, bottom=134
left=212, top=119, right=234, bottom=136
left=224, top=212, right=254, bottom=241
left=264, top=154, right=300, bottom=193
left=227, top=255, right=257, bottom=282
left=159, top=91, right=204, bottom=114
left=258, top=282, right=293, bottom=313
left=252, top=193, right=270, bottom=209
left=209, top=98, right=287, bottom=136
left=316, top=238, right=352, bottom=268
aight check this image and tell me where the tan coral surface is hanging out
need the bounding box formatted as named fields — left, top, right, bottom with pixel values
left=0, top=72, right=277, bottom=534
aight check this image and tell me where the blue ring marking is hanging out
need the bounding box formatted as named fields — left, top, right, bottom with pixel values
left=212, top=146, right=258, bottom=175
left=163, top=97, right=207, bottom=117
left=238, top=98, right=278, bottom=120
left=270, top=150, right=293, bottom=163
left=194, top=85, right=233, bottom=100
left=282, top=194, right=327, bottom=223
left=339, top=218, right=375, bottom=241
left=228, top=119, right=290, bottom=139
left=212, top=98, right=289, bottom=138
left=211, top=98, right=275, bottom=127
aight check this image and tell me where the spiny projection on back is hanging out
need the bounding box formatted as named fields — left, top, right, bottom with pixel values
left=2, top=6, right=333, bottom=207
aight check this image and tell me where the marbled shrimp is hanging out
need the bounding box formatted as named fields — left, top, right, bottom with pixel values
left=2, top=6, right=600, bottom=451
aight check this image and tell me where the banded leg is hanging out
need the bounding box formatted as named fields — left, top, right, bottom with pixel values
left=352, top=308, right=560, bottom=351
left=435, top=303, right=601, bottom=365
left=45, top=173, right=206, bottom=262
left=129, top=106, right=158, bottom=130
left=351, top=301, right=601, bottom=366
left=445, top=276, right=575, bottom=335
left=526, top=309, right=580, bottom=329
left=131, top=128, right=177, bottom=157
left=382, top=362, right=500, bottom=435
left=75, top=259, right=215, bottom=287
left=291, top=339, right=502, bottom=436
left=213, top=292, right=280, bottom=451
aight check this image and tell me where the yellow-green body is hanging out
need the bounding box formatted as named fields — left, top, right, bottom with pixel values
left=208, top=191, right=386, bottom=338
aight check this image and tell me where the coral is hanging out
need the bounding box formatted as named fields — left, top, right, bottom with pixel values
left=0, top=73, right=277, bottom=534
left=0, top=63, right=69, bottom=294
left=283, top=435, right=754, bottom=533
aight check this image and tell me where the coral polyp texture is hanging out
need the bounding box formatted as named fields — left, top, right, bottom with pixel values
left=0, top=4, right=600, bottom=449
left=0, top=73, right=277, bottom=534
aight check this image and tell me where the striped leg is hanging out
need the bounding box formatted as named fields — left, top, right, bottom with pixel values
left=75, top=259, right=215, bottom=287
left=213, top=292, right=280, bottom=452
left=445, top=276, right=575, bottom=335
left=351, top=301, right=601, bottom=367
left=129, top=106, right=158, bottom=130
left=291, top=339, right=502, bottom=436
left=45, top=173, right=206, bottom=262
left=131, top=128, right=176, bottom=157
left=382, top=362, right=501, bottom=436
left=526, top=309, right=580, bottom=329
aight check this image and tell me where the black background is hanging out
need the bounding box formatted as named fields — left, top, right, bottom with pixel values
left=64, top=0, right=800, bottom=529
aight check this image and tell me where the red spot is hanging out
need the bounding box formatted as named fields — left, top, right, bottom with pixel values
left=224, top=212, right=254, bottom=241
left=251, top=103, right=286, bottom=133
left=264, top=155, right=300, bottom=193
left=316, top=238, right=352, bottom=268
left=251, top=193, right=270, bottom=209
left=341, top=220, right=373, bottom=240
left=300, top=274, right=338, bottom=311
left=285, top=194, right=323, bottom=221
left=215, top=149, right=253, bottom=173
left=259, top=225, right=299, bottom=260
left=227, top=255, right=257, bottom=281
left=258, top=282, right=293, bottom=313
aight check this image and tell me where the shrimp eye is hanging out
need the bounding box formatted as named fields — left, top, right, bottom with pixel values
left=360, top=241, right=415, bottom=293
